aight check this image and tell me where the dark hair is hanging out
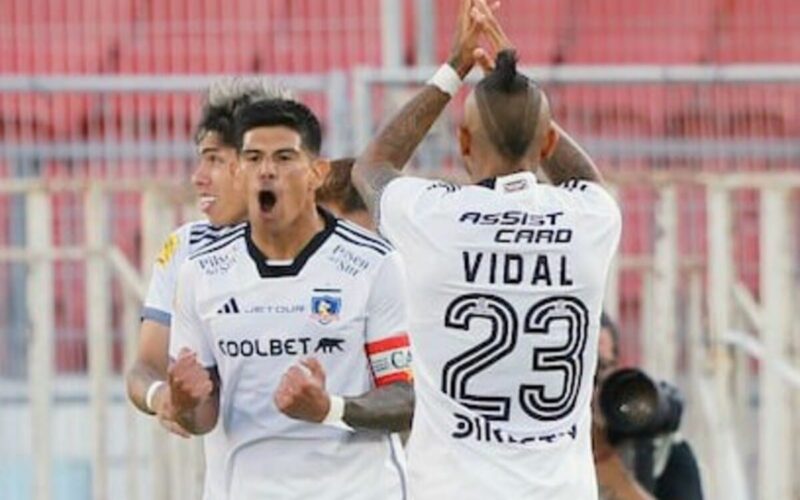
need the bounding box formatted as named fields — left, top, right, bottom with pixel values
left=316, top=157, right=367, bottom=213
left=234, top=99, right=322, bottom=155
left=195, top=104, right=238, bottom=148
left=600, top=312, right=621, bottom=358
left=474, top=49, right=547, bottom=161
left=195, top=78, right=293, bottom=148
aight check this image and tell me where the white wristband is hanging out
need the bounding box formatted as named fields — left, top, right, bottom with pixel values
left=426, top=64, right=463, bottom=97
left=145, top=381, right=166, bottom=414
left=322, top=395, right=354, bottom=432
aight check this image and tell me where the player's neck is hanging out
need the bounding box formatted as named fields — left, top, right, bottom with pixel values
left=469, top=151, right=534, bottom=184
left=250, top=208, right=325, bottom=261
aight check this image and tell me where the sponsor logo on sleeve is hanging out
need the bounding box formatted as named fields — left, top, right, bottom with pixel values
left=156, top=233, right=179, bottom=267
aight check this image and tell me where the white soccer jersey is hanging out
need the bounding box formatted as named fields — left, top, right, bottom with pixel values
left=142, top=220, right=243, bottom=500
left=379, top=172, right=621, bottom=500
left=169, top=210, right=411, bottom=500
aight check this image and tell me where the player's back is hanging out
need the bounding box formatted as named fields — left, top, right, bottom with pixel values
left=378, top=172, right=621, bottom=499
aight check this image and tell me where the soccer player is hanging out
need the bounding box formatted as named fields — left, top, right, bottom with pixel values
left=167, top=99, right=413, bottom=499
left=351, top=1, right=621, bottom=498
left=125, top=78, right=291, bottom=500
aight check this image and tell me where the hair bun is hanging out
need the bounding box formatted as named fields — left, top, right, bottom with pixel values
left=493, top=49, right=519, bottom=91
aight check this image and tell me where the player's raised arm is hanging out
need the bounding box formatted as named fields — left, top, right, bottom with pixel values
left=352, top=0, right=483, bottom=217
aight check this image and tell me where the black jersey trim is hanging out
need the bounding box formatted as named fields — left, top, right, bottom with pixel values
left=245, top=208, right=337, bottom=278
left=336, top=221, right=393, bottom=251
left=476, top=177, right=497, bottom=189
left=333, top=229, right=389, bottom=255
left=189, top=227, right=247, bottom=259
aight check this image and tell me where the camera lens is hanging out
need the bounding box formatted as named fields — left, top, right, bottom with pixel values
left=600, top=368, right=659, bottom=435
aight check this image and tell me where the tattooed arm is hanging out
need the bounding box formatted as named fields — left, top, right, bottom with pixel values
left=352, top=89, right=452, bottom=216
left=352, top=0, right=481, bottom=217
left=541, top=121, right=604, bottom=185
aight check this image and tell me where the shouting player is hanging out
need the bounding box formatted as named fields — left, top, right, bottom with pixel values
left=125, top=77, right=292, bottom=500
left=351, top=1, right=621, bottom=498
left=167, top=99, right=413, bottom=499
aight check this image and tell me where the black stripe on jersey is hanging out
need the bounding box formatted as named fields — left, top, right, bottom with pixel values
left=333, top=229, right=389, bottom=255
left=189, top=223, right=246, bottom=245
left=245, top=208, right=337, bottom=278
left=559, top=179, right=589, bottom=192
left=336, top=221, right=393, bottom=252
left=189, top=227, right=246, bottom=260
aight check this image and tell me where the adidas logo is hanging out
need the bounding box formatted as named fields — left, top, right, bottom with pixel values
left=217, top=298, right=241, bottom=314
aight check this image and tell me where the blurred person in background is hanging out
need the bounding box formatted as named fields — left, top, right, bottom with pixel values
left=125, top=77, right=292, bottom=500
left=593, top=313, right=704, bottom=500
left=167, top=98, right=413, bottom=499
left=316, top=157, right=373, bottom=230
left=351, top=1, right=620, bottom=498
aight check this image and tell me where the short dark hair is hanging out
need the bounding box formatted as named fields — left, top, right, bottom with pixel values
left=316, top=157, right=367, bottom=213
left=196, top=104, right=238, bottom=148
left=474, top=49, right=547, bottom=162
left=234, top=99, right=322, bottom=155
left=195, top=78, right=291, bottom=148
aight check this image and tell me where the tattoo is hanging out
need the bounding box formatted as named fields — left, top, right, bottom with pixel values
left=342, top=381, right=414, bottom=432
left=541, top=122, right=603, bottom=185
left=353, top=85, right=452, bottom=218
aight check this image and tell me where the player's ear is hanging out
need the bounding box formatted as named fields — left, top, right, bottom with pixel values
left=540, top=122, right=559, bottom=161
left=310, top=158, right=330, bottom=191
left=458, top=125, right=472, bottom=159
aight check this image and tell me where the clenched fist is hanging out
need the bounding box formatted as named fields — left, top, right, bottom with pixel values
left=151, top=383, right=191, bottom=438
left=168, top=348, right=214, bottom=414
left=274, top=358, right=331, bottom=423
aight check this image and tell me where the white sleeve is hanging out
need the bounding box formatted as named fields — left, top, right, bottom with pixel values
left=556, top=179, right=622, bottom=221
left=364, top=251, right=413, bottom=387
left=378, top=176, right=458, bottom=245
left=557, top=180, right=622, bottom=259
left=141, top=226, right=191, bottom=326
left=168, top=261, right=216, bottom=368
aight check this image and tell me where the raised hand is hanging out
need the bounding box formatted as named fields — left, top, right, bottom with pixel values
left=447, top=0, right=485, bottom=78
left=471, top=0, right=513, bottom=74
left=168, top=348, right=214, bottom=414
left=274, top=358, right=331, bottom=423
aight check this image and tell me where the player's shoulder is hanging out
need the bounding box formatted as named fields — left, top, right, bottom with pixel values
left=185, top=220, right=247, bottom=252
left=184, top=223, right=248, bottom=275
left=331, top=218, right=395, bottom=258
left=543, top=179, right=620, bottom=216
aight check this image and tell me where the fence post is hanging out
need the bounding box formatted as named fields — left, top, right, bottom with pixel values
left=139, top=187, right=170, bottom=500
left=759, top=187, right=792, bottom=500
left=604, top=184, right=621, bottom=321
left=85, top=184, right=110, bottom=500
left=651, top=185, right=677, bottom=379
left=26, top=188, right=53, bottom=500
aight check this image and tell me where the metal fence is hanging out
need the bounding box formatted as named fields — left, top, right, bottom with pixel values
left=1, top=67, right=799, bottom=500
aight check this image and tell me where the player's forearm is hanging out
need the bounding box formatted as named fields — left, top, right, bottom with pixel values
left=173, top=394, right=219, bottom=435
left=343, top=381, right=414, bottom=432
left=353, top=85, right=451, bottom=214
left=596, top=453, right=656, bottom=500
left=126, top=360, right=166, bottom=414
left=541, top=122, right=603, bottom=185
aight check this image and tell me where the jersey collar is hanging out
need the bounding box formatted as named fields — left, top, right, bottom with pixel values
left=476, top=171, right=538, bottom=194
left=245, top=207, right=337, bottom=278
